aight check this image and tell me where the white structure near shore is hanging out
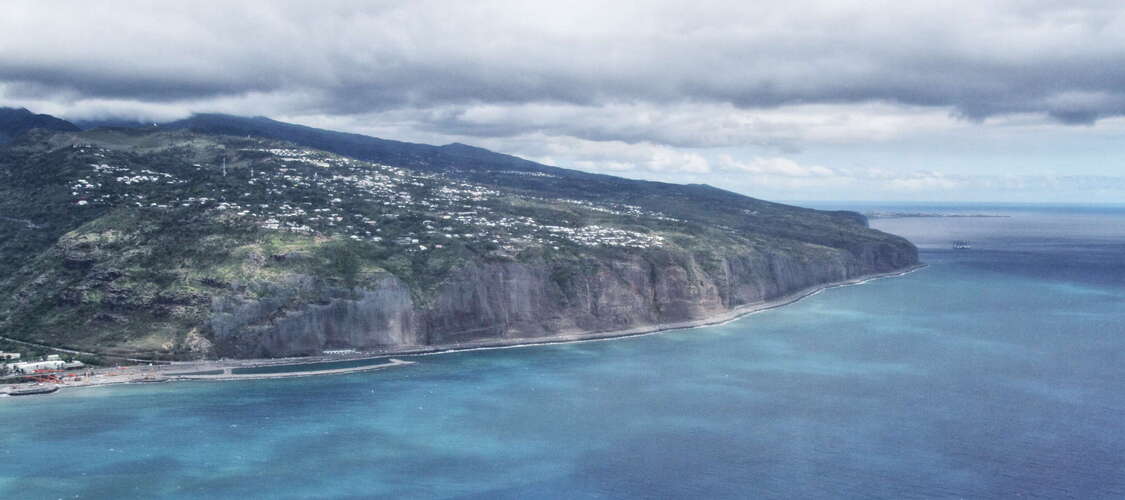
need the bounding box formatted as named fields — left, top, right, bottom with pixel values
left=10, top=359, right=85, bottom=374
left=322, top=349, right=357, bottom=356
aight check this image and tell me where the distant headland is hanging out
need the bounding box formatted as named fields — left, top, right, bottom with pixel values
left=865, top=212, right=1011, bottom=219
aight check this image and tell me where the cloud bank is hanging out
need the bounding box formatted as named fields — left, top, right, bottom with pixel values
left=7, top=1, right=1125, bottom=123
left=3, top=1, right=1124, bottom=201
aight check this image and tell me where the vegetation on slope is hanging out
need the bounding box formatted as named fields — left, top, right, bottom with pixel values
left=0, top=117, right=915, bottom=359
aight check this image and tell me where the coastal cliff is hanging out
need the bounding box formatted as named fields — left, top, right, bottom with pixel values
left=0, top=115, right=918, bottom=360
left=209, top=241, right=914, bottom=358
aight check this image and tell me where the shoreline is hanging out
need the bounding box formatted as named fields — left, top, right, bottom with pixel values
left=2, top=263, right=925, bottom=396
left=171, top=358, right=414, bottom=381
left=381, top=262, right=928, bottom=358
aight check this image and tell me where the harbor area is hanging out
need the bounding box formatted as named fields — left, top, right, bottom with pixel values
left=2, top=352, right=416, bottom=397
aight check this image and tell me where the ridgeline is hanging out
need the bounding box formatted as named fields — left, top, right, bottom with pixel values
left=0, top=111, right=917, bottom=359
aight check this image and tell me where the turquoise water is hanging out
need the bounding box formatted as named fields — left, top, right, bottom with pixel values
left=2, top=205, right=1124, bottom=498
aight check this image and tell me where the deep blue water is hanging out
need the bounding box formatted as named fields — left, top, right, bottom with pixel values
left=3, top=205, right=1124, bottom=499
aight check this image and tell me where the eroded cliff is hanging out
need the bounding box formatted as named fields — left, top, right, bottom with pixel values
left=0, top=122, right=918, bottom=360
left=210, top=240, right=915, bottom=358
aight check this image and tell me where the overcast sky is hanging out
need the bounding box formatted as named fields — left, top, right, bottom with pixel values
left=3, top=1, right=1125, bottom=203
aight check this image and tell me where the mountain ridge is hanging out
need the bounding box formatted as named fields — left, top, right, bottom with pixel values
left=0, top=107, right=82, bottom=143
left=0, top=110, right=917, bottom=360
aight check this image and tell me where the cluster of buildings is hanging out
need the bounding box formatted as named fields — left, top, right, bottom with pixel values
left=494, top=170, right=558, bottom=178
left=63, top=140, right=675, bottom=257
left=528, top=196, right=683, bottom=223
left=72, top=154, right=187, bottom=207
left=441, top=212, right=665, bottom=250
left=1, top=353, right=85, bottom=375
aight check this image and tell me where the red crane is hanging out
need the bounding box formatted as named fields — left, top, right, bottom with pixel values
left=29, top=369, right=64, bottom=384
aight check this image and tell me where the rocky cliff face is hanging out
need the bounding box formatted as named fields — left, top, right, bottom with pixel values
left=211, top=240, right=916, bottom=358
left=210, top=275, right=419, bottom=358
left=0, top=123, right=920, bottom=360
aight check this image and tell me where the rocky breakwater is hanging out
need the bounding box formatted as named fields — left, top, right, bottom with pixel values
left=210, top=238, right=917, bottom=358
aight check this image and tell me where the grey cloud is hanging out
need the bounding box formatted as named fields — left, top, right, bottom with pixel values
left=5, top=1, right=1125, bottom=140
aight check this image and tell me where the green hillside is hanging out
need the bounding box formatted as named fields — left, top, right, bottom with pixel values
left=0, top=119, right=916, bottom=360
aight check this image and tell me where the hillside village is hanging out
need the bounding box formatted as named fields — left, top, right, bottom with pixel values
left=62, top=141, right=673, bottom=256
left=0, top=125, right=916, bottom=362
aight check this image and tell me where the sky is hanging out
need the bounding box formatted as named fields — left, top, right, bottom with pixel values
left=2, top=0, right=1125, bottom=203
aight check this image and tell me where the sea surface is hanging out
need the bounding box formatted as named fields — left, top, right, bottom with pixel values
left=3, top=204, right=1124, bottom=499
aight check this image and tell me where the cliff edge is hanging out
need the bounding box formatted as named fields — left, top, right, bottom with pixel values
left=0, top=116, right=917, bottom=359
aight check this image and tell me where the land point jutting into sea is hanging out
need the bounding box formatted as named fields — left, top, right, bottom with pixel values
left=5, top=204, right=1125, bottom=498
left=0, top=109, right=916, bottom=377
left=5, top=4, right=1125, bottom=498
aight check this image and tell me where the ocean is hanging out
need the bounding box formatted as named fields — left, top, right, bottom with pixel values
left=2, top=204, right=1124, bottom=499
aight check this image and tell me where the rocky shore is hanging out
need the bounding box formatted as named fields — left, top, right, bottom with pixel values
left=1, top=122, right=919, bottom=362
left=2, top=263, right=924, bottom=396
left=212, top=243, right=918, bottom=359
